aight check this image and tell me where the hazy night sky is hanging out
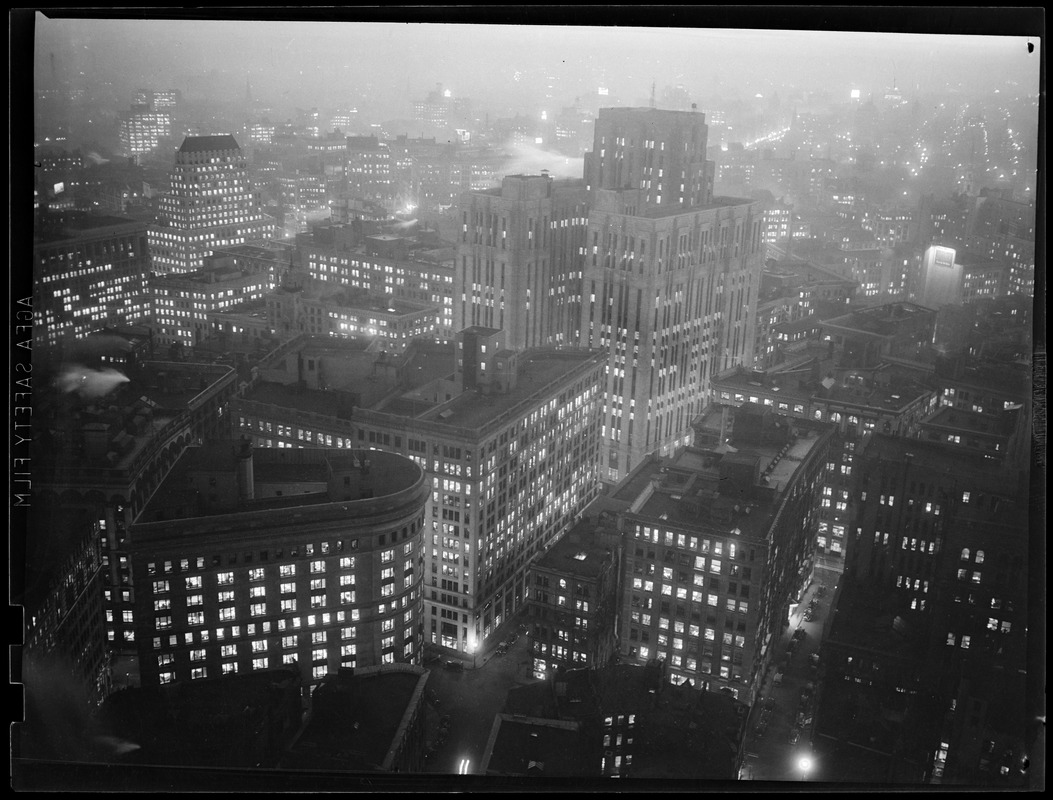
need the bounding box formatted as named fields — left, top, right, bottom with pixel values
left=34, top=14, right=1041, bottom=118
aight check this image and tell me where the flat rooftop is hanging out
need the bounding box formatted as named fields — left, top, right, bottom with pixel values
left=773, top=316, right=824, bottom=334
left=283, top=668, right=426, bottom=772
left=823, top=381, right=931, bottom=414
left=632, top=419, right=828, bottom=542
left=557, top=665, right=743, bottom=779
left=415, top=350, right=602, bottom=431
left=860, top=433, right=1016, bottom=487
left=533, top=525, right=619, bottom=580
left=711, top=368, right=815, bottom=404
left=249, top=340, right=454, bottom=410
left=639, top=194, right=755, bottom=220
left=138, top=443, right=423, bottom=524
left=35, top=361, right=235, bottom=474
left=823, top=302, right=935, bottom=338
left=313, top=288, right=437, bottom=316
left=482, top=716, right=586, bottom=776
left=247, top=337, right=602, bottom=437
left=936, top=359, right=1031, bottom=398
left=99, top=667, right=301, bottom=768
left=34, top=212, right=145, bottom=244
left=921, top=405, right=1013, bottom=437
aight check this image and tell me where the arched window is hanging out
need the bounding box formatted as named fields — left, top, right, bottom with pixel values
left=961, top=548, right=970, bottom=561
left=975, top=550, right=984, bottom=564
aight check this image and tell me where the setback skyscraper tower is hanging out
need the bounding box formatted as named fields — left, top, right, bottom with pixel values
left=580, top=107, right=764, bottom=482
left=149, top=135, right=274, bottom=274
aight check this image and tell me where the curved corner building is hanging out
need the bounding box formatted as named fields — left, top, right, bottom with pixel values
left=127, top=443, right=428, bottom=692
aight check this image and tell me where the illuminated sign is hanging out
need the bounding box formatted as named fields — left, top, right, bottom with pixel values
left=933, top=246, right=956, bottom=268
left=850, top=89, right=861, bottom=100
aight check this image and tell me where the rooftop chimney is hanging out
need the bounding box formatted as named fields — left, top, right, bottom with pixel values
left=236, top=438, right=254, bottom=502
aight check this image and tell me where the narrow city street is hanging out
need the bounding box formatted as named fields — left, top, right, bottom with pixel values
left=742, top=564, right=841, bottom=783
left=420, top=630, right=538, bottom=775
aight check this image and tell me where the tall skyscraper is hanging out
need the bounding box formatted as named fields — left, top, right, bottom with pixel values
left=455, top=108, right=765, bottom=483
left=583, top=107, right=715, bottom=210
left=149, top=135, right=274, bottom=274
left=456, top=174, right=589, bottom=349
left=580, top=108, right=765, bottom=482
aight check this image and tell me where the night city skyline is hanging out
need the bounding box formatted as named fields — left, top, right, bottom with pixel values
left=11, top=7, right=1044, bottom=792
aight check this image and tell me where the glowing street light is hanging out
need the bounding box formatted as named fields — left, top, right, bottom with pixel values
left=469, top=635, right=478, bottom=669
left=798, top=754, right=814, bottom=781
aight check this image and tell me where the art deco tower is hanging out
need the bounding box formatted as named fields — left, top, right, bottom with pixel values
left=580, top=107, right=764, bottom=482
left=149, top=135, right=273, bottom=274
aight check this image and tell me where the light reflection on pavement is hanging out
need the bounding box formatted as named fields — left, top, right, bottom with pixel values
left=743, top=563, right=841, bottom=783
left=421, top=627, right=539, bottom=774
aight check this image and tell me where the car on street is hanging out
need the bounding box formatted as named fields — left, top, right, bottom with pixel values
left=443, top=660, right=464, bottom=672
left=788, top=727, right=801, bottom=745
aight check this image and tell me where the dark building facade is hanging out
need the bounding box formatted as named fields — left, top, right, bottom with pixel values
left=282, top=664, right=429, bottom=773
left=34, top=360, right=240, bottom=669
left=815, top=434, right=1030, bottom=785
left=32, top=211, right=152, bottom=348
left=20, top=508, right=108, bottom=705
left=527, top=521, right=623, bottom=678
left=97, top=667, right=304, bottom=767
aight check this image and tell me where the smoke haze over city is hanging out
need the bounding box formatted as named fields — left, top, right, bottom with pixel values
left=34, top=17, right=1041, bottom=118
left=13, top=6, right=1044, bottom=793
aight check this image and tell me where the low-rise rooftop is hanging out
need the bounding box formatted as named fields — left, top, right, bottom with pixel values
left=533, top=525, right=619, bottom=581
left=481, top=716, right=586, bottom=777
left=633, top=406, right=830, bottom=542
left=823, top=302, right=936, bottom=339
left=282, top=666, right=427, bottom=772
left=98, top=667, right=302, bottom=768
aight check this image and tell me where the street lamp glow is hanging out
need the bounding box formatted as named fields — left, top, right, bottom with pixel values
left=798, top=755, right=814, bottom=780
left=458, top=757, right=472, bottom=774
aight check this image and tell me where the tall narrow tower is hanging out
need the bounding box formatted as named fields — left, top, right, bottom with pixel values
left=580, top=107, right=764, bottom=483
